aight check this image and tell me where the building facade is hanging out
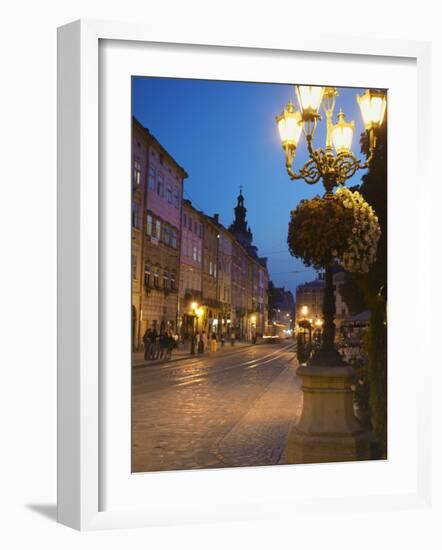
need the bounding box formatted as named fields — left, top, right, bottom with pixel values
left=295, top=277, right=325, bottom=326
left=231, top=239, right=248, bottom=339
left=215, top=220, right=234, bottom=336
left=131, top=119, right=269, bottom=350
left=178, top=199, right=204, bottom=338
left=200, top=214, right=221, bottom=335
left=229, top=189, right=269, bottom=339
left=132, top=118, right=187, bottom=350
left=295, top=268, right=350, bottom=342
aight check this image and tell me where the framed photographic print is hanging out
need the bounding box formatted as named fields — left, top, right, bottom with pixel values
left=57, top=19, right=432, bottom=530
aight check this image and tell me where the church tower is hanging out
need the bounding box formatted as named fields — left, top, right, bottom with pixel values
left=229, top=187, right=253, bottom=248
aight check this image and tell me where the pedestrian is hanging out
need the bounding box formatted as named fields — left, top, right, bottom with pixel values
left=149, top=328, right=157, bottom=359
left=165, top=332, right=174, bottom=361
left=210, top=332, right=217, bottom=352
left=197, top=332, right=204, bottom=354
left=159, top=331, right=168, bottom=360
left=220, top=333, right=225, bottom=348
left=143, top=328, right=151, bottom=360
left=231, top=332, right=235, bottom=346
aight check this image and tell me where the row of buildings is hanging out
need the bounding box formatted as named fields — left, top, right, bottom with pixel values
left=131, top=118, right=269, bottom=351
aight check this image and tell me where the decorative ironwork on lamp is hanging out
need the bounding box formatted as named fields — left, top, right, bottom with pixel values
left=276, top=84, right=386, bottom=365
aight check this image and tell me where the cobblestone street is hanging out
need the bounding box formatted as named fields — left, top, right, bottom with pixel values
left=132, top=341, right=303, bottom=472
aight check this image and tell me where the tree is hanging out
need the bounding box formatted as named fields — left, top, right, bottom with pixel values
left=341, top=116, right=388, bottom=456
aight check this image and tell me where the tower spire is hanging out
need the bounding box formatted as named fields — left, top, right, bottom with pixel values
left=229, top=186, right=253, bottom=247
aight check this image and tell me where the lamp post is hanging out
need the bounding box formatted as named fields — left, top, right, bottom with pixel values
left=277, top=86, right=386, bottom=366
left=190, top=301, right=198, bottom=355
left=195, top=307, right=204, bottom=353
left=276, top=85, right=386, bottom=463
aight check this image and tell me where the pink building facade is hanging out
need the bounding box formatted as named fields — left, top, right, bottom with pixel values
left=132, top=118, right=187, bottom=350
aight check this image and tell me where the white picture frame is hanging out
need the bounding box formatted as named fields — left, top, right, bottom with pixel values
left=57, top=19, right=432, bottom=531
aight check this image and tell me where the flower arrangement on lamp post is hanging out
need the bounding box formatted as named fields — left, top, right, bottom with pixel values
left=287, top=188, right=381, bottom=364
left=276, top=85, right=386, bottom=366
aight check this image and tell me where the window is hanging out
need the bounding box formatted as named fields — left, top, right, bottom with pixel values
left=157, top=173, right=164, bottom=196
left=159, top=154, right=164, bottom=166
left=199, top=223, right=202, bottom=238
left=173, top=190, right=180, bottom=208
left=144, top=263, right=151, bottom=287
left=155, top=219, right=161, bottom=240
left=209, top=261, right=213, bottom=276
left=166, top=186, right=172, bottom=204
left=171, top=229, right=177, bottom=249
left=153, top=268, right=159, bottom=288
left=164, top=225, right=171, bottom=246
left=170, top=272, right=176, bottom=290
left=148, top=166, right=156, bottom=189
left=146, top=213, right=153, bottom=236
left=131, top=255, right=137, bottom=279
left=163, top=271, right=169, bottom=289
left=193, top=245, right=198, bottom=262
left=198, top=246, right=201, bottom=263
left=132, top=202, right=140, bottom=228
left=133, top=160, right=141, bottom=185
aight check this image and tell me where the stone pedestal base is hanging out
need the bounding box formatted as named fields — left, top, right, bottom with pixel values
left=286, top=363, right=371, bottom=464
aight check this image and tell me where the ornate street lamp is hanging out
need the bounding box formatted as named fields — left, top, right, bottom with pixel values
left=277, top=85, right=386, bottom=463
left=276, top=85, right=386, bottom=366
left=276, top=101, right=303, bottom=150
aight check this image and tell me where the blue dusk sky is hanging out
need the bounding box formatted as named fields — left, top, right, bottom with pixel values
left=132, top=77, right=368, bottom=296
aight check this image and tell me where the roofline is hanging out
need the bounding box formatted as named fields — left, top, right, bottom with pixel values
left=132, top=116, right=189, bottom=179
left=199, top=212, right=268, bottom=272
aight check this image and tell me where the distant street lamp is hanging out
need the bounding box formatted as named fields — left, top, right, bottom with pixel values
left=276, top=86, right=386, bottom=365
left=251, top=314, right=257, bottom=343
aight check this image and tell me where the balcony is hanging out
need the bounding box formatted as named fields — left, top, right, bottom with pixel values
left=184, top=290, right=203, bottom=302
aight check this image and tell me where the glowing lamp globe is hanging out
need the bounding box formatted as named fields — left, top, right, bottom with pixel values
left=357, top=89, right=387, bottom=131
left=276, top=101, right=302, bottom=149
left=296, top=85, right=324, bottom=120
left=332, top=109, right=355, bottom=154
